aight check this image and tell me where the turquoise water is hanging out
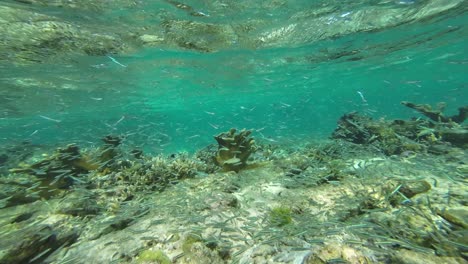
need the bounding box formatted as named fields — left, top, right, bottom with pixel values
left=1, top=1, right=468, bottom=263
left=1, top=1, right=466, bottom=154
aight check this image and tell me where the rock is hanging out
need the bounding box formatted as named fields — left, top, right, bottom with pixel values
left=0, top=214, right=79, bottom=263
left=0, top=141, right=40, bottom=175
left=439, top=128, right=468, bottom=148
left=305, top=244, right=371, bottom=264
left=239, top=245, right=276, bottom=264
left=439, top=207, right=468, bottom=228
left=139, top=34, right=164, bottom=45
left=428, top=143, right=453, bottom=154
left=9, top=144, right=97, bottom=191
left=0, top=177, right=42, bottom=208
left=399, top=180, right=432, bottom=198
left=391, top=249, right=464, bottom=264
left=57, top=189, right=101, bottom=217
left=0, top=153, right=8, bottom=165
left=136, top=249, right=171, bottom=264
left=368, top=211, right=396, bottom=226
left=180, top=242, right=224, bottom=264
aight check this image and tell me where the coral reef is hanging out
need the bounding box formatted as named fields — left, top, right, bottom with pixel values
left=331, top=112, right=426, bottom=155
left=0, top=141, right=40, bottom=175
left=0, top=111, right=467, bottom=264
left=9, top=144, right=98, bottom=189
left=195, top=144, right=221, bottom=173
left=214, top=128, right=257, bottom=172
left=332, top=102, right=468, bottom=155
left=89, top=153, right=208, bottom=211
left=1, top=135, right=123, bottom=205
left=97, top=135, right=124, bottom=169
left=401, top=101, right=468, bottom=124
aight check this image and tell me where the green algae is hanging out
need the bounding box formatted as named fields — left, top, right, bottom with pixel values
left=268, top=206, right=293, bottom=227
left=137, top=249, right=171, bottom=264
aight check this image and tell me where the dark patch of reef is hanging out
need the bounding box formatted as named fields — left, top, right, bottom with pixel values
left=0, top=102, right=467, bottom=263
left=0, top=141, right=41, bottom=175
left=332, top=101, right=468, bottom=155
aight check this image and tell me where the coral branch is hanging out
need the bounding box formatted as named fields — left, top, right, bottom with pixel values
left=401, top=101, right=467, bottom=124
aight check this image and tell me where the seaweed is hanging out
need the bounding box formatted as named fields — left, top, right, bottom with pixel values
left=136, top=249, right=171, bottom=264
left=268, top=206, right=293, bottom=227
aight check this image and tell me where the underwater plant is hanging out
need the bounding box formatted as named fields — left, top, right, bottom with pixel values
left=268, top=206, right=293, bottom=227
left=136, top=249, right=171, bottom=264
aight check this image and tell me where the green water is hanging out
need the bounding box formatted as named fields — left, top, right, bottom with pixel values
left=0, top=0, right=467, bottom=153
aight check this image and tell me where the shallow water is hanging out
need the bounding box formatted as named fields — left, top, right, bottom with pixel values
left=1, top=0, right=466, bottom=154
left=0, top=1, right=467, bottom=263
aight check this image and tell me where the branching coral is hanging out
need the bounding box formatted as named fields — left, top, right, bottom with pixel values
left=92, top=153, right=207, bottom=199
left=401, top=101, right=467, bottom=124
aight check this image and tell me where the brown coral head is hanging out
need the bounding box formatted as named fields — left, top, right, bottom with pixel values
left=58, top=144, right=81, bottom=156
left=102, top=135, right=122, bottom=146
left=213, top=128, right=256, bottom=172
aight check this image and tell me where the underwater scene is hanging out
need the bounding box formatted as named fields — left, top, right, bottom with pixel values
left=0, top=0, right=467, bottom=263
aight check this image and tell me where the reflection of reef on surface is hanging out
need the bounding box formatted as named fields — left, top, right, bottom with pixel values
left=0, top=0, right=465, bottom=63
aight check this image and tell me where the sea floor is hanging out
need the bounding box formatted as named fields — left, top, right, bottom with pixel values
left=0, top=132, right=466, bottom=263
